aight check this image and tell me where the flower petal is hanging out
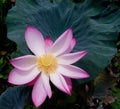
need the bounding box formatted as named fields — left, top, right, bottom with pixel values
left=64, top=76, right=72, bottom=91
left=50, top=28, right=72, bottom=56
left=25, top=26, right=45, bottom=56
left=70, top=38, right=76, bottom=51
left=45, top=36, right=53, bottom=53
left=41, top=73, right=52, bottom=98
left=27, top=75, right=39, bottom=86
left=58, top=65, right=90, bottom=79
left=58, top=51, right=87, bottom=65
left=8, top=67, right=40, bottom=85
left=10, top=55, right=37, bottom=71
left=32, top=75, right=47, bottom=107
left=50, top=72, right=71, bottom=95
left=63, top=37, right=76, bottom=54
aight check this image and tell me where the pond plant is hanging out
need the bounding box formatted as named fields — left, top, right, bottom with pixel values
left=0, top=0, right=120, bottom=109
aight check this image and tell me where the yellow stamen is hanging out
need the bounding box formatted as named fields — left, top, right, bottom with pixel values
left=37, top=54, right=58, bottom=74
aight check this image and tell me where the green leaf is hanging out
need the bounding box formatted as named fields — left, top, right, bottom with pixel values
left=0, top=85, right=31, bottom=109
left=0, top=74, right=3, bottom=78
left=6, top=0, right=120, bottom=83
left=110, top=88, right=120, bottom=109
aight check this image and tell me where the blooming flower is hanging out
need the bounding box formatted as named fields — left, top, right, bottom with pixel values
left=8, top=26, right=89, bottom=107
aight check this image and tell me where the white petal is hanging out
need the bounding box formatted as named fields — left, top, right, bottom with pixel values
left=62, top=37, right=76, bottom=54
left=32, top=75, right=47, bottom=107
left=58, top=51, right=87, bottom=65
left=25, top=26, right=45, bottom=56
left=58, top=65, right=90, bottom=79
left=10, top=55, right=37, bottom=71
left=50, top=72, right=71, bottom=95
left=50, top=28, right=72, bottom=56
left=8, top=67, right=40, bottom=85
left=41, top=73, right=52, bottom=98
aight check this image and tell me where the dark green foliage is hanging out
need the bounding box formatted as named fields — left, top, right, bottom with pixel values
left=6, top=0, right=120, bottom=83
left=110, top=87, right=120, bottom=109
left=0, top=0, right=119, bottom=108
left=0, top=85, right=31, bottom=109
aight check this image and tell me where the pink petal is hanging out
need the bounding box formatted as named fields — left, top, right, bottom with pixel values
left=32, top=75, right=47, bottom=107
left=70, top=38, right=76, bottom=51
left=58, top=65, right=90, bottom=79
left=58, top=51, right=87, bottom=65
left=50, top=28, right=72, bottom=56
left=50, top=72, right=71, bottom=95
left=27, top=75, right=39, bottom=86
left=63, top=37, right=76, bottom=54
left=10, top=55, right=37, bottom=71
left=64, top=76, right=72, bottom=91
left=45, top=36, right=53, bottom=53
left=27, top=79, right=36, bottom=86
left=41, top=73, right=52, bottom=98
left=25, top=26, right=45, bottom=56
left=8, top=67, right=40, bottom=85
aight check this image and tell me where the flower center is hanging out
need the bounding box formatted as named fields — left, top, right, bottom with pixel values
left=37, top=54, right=58, bottom=74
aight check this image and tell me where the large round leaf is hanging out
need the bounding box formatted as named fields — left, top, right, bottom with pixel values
left=6, top=0, right=120, bottom=83
left=0, top=86, right=31, bottom=109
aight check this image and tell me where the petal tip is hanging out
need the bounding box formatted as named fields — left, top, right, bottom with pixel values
left=45, top=36, right=53, bottom=46
left=68, top=28, right=72, bottom=34
left=26, top=25, right=34, bottom=30
left=7, top=77, right=11, bottom=83
left=8, top=78, right=14, bottom=85
left=32, top=95, right=40, bottom=107
left=84, top=51, right=88, bottom=54
left=10, top=58, right=17, bottom=65
left=64, top=28, right=72, bottom=35
left=69, top=27, right=72, bottom=31
left=83, top=73, right=90, bottom=78
left=7, top=74, right=13, bottom=84
left=45, top=36, right=51, bottom=40
left=62, top=88, right=71, bottom=95
left=48, top=93, right=52, bottom=99
left=33, top=101, right=40, bottom=108
left=83, top=51, right=88, bottom=56
left=25, top=25, right=36, bottom=36
left=10, top=59, right=13, bottom=65
left=32, top=93, right=45, bottom=107
left=86, top=73, right=90, bottom=78
left=67, top=91, right=72, bottom=96
left=80, top=51, right=88, bottom=57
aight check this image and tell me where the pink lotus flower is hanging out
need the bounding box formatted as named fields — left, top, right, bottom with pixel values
left=8, top=26, right=89, bottom=107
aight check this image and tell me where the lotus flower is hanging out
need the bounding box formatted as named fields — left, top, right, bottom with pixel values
left=8, top=26, right=89, bottom=107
